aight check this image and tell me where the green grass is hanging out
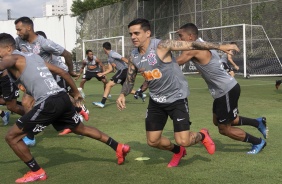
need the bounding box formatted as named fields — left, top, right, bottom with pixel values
left=1, top=74, right=282, bottom=184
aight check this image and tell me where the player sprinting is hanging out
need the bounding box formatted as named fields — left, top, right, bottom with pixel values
left=176, top=23, right=267, bottom=154
left=0, top=33, right=130, bottom=183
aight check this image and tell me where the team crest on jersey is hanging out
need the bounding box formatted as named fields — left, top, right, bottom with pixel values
left=33, top=42, right=41, bottom=54
left=147, top=52, right=157, bottom=66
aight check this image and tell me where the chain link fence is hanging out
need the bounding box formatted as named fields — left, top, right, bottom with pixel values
left=77, top=0, right=282, bottom=73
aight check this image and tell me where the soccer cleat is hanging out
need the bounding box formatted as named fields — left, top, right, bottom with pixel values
left=275, top=80, right=281, bottom=90
left=92, top=102, right=105, bottom=108
left=80, top=110, right=89, bottom=121
left=200, top=128, right=215, bottom=155
left=58, top=128, right=72, bottom=135
left=247, top=139, right=266, bottom=154
left=140, top=94, right=147, bottom=102
left=22, top=136, right=36, bottom=147
left=167, top=146, right=186, bottom=168
left=116, top=143, right=130, bottom=165
left=2, top=111, right=10, bottom=125
left=256, top=117, right=268, bottom=139
left=81, top=104, right=89, bottom=114
left=15, top=168, right=47, bottom=183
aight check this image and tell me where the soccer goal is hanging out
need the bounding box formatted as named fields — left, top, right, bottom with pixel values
left=82, top=36, right=125, bottom=63
left=169, top=24, right=282, bottom=78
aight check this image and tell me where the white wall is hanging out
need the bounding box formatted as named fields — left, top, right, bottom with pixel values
left=0, top=15, right=77, bottom=52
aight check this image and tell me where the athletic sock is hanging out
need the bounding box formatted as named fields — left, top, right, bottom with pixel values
left=106, top=137, right=118, bottom=151
left=26, top=133, right=35, bottom=140
left=243, top=133, right=261, bottom=145
left=24, top=158, right=41, bottom=172
left=0, top=111, right=5, bottom=118
left=101, top=97, right=107, bottom=104
left=238, top=116, right=259, bottom=128
left=199, top=132, right=205, bottom=141
left=170, top=144, right=180, bottom=154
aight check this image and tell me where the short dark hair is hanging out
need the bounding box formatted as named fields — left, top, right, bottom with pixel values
left=14, top=16, right=34, bottom=28
left=179, top=23, right=198, bottom=36
left=0, top=33, right=16, bottom=48
left=102, top=42, right=111, bottom=50
left=86, top=50, right=92, bottom=54
left=128, top=18, right=151, bottom=32
left=36, top=31, right=47, bottom=39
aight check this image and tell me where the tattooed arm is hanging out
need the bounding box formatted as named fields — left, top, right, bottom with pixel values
left=157, top=39, right=239, bottom=61
left=117, top=57, right=138, bottom=110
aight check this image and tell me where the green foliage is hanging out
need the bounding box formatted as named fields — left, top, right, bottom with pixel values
left=71, top=0, right=125, bottom=17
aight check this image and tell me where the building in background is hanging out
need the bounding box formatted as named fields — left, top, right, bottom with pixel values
left=43, top=0, right=74, bottom=17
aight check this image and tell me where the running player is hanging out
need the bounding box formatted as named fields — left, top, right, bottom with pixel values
left=176, top=23, right=267, bottom=154
left=0, top=33, right=130, bottom=183
left=93, top=42, right=145, bottom=108
left=116, top=18, right=237, bottom=167
left=220, top=42, right=239, bottom=77
left=75, top=49, right=108, bottom=91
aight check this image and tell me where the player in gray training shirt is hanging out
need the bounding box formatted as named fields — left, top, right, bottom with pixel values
left=92, top=42, right=141, bottom=108
left=220, top=42, right=239, bottom=77
left=0, top=33, right=130, bottom=183
left=176, top=23, right=267, bottom=154
left=117, top=18, right=237, bottom=167
left=75, top=49, right=108, bottom=90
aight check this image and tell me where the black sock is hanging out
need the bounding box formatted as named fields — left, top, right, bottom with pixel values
left=170, top=144, right=180, bottom=154
left=0, top=111, right=5, bottom=118
left=24, top=158, right=41, bottom=172
left=106, top=137, right=118, bottom=151
left=101, top=97, right=107, bottom=104
left=238, top=116, right=259, bottom=128
left=199, top=132, right=205, bottom=141
left=26, top=133, right=35, bottom=140
left=75, top=107, right=82, bottom=112
left=243, top=133, right=261, bottom=145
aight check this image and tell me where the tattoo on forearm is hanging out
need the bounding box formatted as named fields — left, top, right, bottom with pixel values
left=191, top=41, right=220, bottom=50
left=121, top=58, right=137, bottom=96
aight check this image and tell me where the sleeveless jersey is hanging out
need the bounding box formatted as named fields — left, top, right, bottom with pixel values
left=131, top=39, right=189, bottom=104
left=15, top=35, right=64, bottom=63
left=84, top=56, right=101, bottom=72
left=51, top=56, right=69, bottom=71
left=220, top=53, right=228, bottom=64
left=108, top=50, right=127, bottom=71
left=192, top=50, right=237, bottom=99
left=10, top=50, right=64, bottom=106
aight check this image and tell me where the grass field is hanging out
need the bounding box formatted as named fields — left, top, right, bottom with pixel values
left=0, top=74, right=282, bottom=184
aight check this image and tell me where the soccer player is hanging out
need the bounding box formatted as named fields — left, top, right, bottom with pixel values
left=75, top=49, right=108, bottom=90
left=93, top=42, right=144, bottom=108
left=275, top=79, right=281, bottom=89
left=116, top=18, right=237, bottom=167
left=176, top=23, right=267, bottom=154
left=0, top=109, right=10, bottom=125
left=0, top=33, right=130, bottom=183
left=14, top=17, right=79, bottom=144
left=220, top=42, right=239, bottom=77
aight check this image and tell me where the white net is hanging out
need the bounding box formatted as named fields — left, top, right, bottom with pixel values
left=82, top=36, right=124, bottom=64
left=170, top=24, right=282, bottom=77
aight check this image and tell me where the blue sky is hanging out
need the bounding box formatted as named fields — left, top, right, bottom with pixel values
left=0, top=0, right=47, bottom=20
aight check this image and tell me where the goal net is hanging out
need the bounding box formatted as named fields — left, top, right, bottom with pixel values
left=82, top=36, right=125, bottom=72
left=170, top=24, right=282, bottom=78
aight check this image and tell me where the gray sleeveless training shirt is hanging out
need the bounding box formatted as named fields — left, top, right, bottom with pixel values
left=84, top=56, right=101, bottom=72
left=15, top=35, right=64, bottom=63
left=192, top=50, right=237, bottom=99
left=131, top=39, right=189, bottom=104
left=108, top=50, right=127, bottom=71
left=10, top=50, right=64, bottom=106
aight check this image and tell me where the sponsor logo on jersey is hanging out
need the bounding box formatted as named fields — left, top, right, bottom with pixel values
left=151, top=95, right=167, bottom=103
left=142, top=68, right=162, bottom=81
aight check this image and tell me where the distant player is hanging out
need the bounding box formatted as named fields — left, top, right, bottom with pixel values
left=176, top=23, right=267, bottom=154
left=275, top=79, right=281, bottom=89
left=93, top=42, right=145, bottom=108
left=220, top=42, right=239, bottom=77
left=0, top=33, right=130, bottom=183
left=75, top=49, right=108, bottom=91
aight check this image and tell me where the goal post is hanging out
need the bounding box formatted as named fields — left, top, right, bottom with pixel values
left=169, top=24, right=282, bottom=78
left=81, top=36, right=125, bottom=73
